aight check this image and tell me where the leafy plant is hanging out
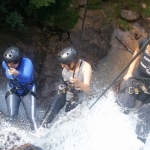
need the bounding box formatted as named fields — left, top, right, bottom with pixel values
left=30, top=0, right=55, bottom=8
left=118, top=19, right=131, bottom=31
left=37, top=0, right=79, bottom=31
left=6, top=11, right=24, bottom=30
left=142, top=1, right=150, bottom=18
left=114, top=2, right=121, bottom=18
left=53, top=10, right=79, bottom=31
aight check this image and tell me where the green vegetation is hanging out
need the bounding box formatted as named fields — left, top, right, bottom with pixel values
left=6, top=11, right=24, bottom=30
left=0, top=0, right=150, bottom=32
left=142, top=1, right=150, bottom=18
left=118, top=19, right=132, bottom=31
left=99, top=0, right=145, bottom=30
left=30, top=0, right=55, bottom=8
left=38, top=0, right=79, bottom=31
left=88, top=0, right=102, bottom=10
left=0, top=0, right=79, bottom=31
left=51, top=10, right=79, bottom=31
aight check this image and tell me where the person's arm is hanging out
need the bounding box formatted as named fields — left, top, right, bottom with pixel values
left=123, top=46, right=141, bottom=80
left=16, top=58, right=34, bottom=82
left=2, top=61, right=6, bottom=71
left=70, top=62, right=92, bottom=92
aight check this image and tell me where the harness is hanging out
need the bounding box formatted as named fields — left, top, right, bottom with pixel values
left=5, top=79, right=36, bottom=99
left=59, top=60, right=83, bottom=101
left=120, top=78, right=150, bottom=95
left=58, top=80, right=83, bottom=100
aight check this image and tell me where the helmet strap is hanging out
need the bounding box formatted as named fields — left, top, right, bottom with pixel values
left=68, top=63, right=75, bottom=70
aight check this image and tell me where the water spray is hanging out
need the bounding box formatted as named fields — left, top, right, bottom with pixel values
left=89, top=37, right=150, bottom=109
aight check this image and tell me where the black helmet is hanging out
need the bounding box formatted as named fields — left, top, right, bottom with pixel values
left=57, top=47, right=77, bottom=64
left=3, top=47, right=22, bottom=63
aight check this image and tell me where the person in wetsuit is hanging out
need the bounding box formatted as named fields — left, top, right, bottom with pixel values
left=42, top=46, right=92, bottom=126
left=116, top=34, right=150, bottom=111
left=2, top=47, right=37, bottom=130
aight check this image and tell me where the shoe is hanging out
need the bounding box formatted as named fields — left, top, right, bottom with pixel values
left=6, top=117, right=15, bottom=125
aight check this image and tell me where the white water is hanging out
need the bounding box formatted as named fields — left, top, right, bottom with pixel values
left=0, top=90, right=145, bottom=150
left=0, top=28, right=149, bottom=149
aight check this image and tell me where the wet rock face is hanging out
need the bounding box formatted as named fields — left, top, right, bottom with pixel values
left=11, top=143, right=42, bottom=150
left=0, top=8, right=114, bottom=117
left=0, top=7, right=148, bottom=108
left=11, top=143, right=35, bottom=150
left=36, top=9, right=114, bottom=103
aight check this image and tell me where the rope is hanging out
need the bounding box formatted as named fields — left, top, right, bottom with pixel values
left=40, top=0, right=89, bottom=127
left=73, top=0, right=89, bottom=77
left=115, top=36, right=133, bottom=54
left=89, top=37, right=150, bottom=109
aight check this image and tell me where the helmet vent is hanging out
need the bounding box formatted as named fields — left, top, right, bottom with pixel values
left=3, top=47, right=21, bottom=62
left=67, top=53, right=69, bottom=55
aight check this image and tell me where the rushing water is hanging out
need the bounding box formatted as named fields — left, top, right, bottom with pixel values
left=0, top=90, right=145, bottom=150
left=0, top=28, right=149, bottom=149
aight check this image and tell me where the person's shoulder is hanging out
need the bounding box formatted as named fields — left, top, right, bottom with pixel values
left=82, top=60, right=92, bottom=70
left=84, top=61, right=91, bottom=67
left=2, top=60, right=5, bottom=65
left=82, top=59, right=91, bottom=65
left=22, top=57, right=32, bottom=63
left=2, top=60, right=6, bottom=67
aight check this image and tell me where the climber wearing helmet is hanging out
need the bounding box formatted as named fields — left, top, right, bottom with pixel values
left=2, top=47, right=37, bottom=131
left=42, top=46, right=92, bottom=126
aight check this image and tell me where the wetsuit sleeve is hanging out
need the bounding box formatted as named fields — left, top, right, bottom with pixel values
left=16, top=58, right=33, bottom=82
left=2, top=61, right=8, bottom=74
left=2, top=61, right=7, bottom=71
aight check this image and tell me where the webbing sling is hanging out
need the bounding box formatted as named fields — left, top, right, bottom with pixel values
left=65, top=60, right=83, bottom=101
left=5, top=80, right=36, bottom=99
left=120, top=79, right=150, bottom=94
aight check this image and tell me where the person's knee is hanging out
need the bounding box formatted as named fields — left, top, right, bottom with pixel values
left=52, top=94, right=66, bottom=110
left=116, top=93, right=136, bottom=108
